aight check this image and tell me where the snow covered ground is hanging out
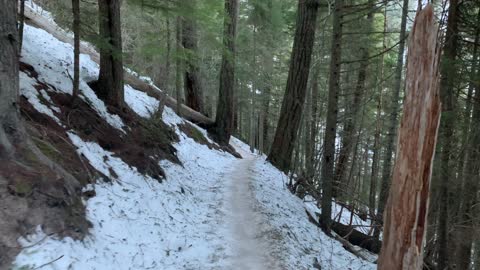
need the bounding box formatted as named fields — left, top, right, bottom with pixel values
left=12, top=7, right=376, bottom=270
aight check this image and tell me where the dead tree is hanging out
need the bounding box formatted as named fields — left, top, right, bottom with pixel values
left=378, top=5, right=441, bottom=270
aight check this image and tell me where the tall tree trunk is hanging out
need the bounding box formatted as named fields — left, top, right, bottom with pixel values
left=175, top=17, right=183, bottom=115
left=320, top=0, right=344, bottom=234
left=72, top=0, right=80, bottom=99
left=333, top=48, right=367, bottom=198
left=0, top=0, right=20, bottom=157
left=377, top=0, right=409, bottom=226
left=182, top=11, right=204, bottom=114
left=165, top=17, right=171, bottom=95
left=437, top=0, right=460, bottom=268
left=378, top=6, right=441, bottom=269
left=267, top=0, right=320, bottom=171
left=372, top=4, right=387, bottom=239
left=18, top=0, right=26, bottom=53
left=97, top=0, right=124, bottom=107
left=249, top=25, right=257, bottom=152
left=306, top=63, right=320, bottom=180
left=212, top=0, right=238, bottom=144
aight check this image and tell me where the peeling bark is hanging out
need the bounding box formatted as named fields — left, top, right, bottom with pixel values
left=378, top=5, right=441, bottom=270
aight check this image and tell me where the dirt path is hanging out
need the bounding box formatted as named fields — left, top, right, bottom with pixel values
left=225, top=147, right=280, bottom=270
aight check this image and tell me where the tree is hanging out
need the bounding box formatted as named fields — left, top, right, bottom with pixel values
left=72, top=0, right=80, bottom=99
left=182, top=4, right=205, bottom=114
left=97, top=0, right=124, bottom=107
left=378, top=5, right=441, bottom=269
left=0, top=0, right=21, bottom=158
left=176, top=17, right=183, bottom=115
left=18, top=0, right=26, bottom=53
left=376, top=0, right=409, bottom=228
left=436, top=0, right=459, bottom=268
left=454, top=8, right=480, bottom=269
left=212, top=0, right=239, bottom=144
left=320, top=0, right=344, bottom=233
left=267, top=0, right=320, bottom=171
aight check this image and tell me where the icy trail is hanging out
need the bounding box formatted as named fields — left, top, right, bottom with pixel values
left=225, top=147, right=280, bottom=270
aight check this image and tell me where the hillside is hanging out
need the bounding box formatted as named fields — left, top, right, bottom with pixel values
left=1, top=5, right=378, bottom=270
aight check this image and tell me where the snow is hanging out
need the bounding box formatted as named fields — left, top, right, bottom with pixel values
left=21, top=25, right=126, bottom=132
left=19, top=72, right=63, bottom=126
left=13, top=5, right=377, bottom=270
left=124, top=85, right=159, bottom=118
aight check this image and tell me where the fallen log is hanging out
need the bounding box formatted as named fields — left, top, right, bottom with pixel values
left=23, top=6, right=214, bottom=126
left=331, top=221, right=381, bottom=254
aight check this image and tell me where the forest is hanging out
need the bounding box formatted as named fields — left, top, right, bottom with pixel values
left=0, top=0, right=479, bottom=269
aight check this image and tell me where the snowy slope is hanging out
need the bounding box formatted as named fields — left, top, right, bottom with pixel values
left=12, top=10, right=376, bottom=270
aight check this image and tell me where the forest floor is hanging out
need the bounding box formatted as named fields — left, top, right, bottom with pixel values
left=9, top=3, right=377, bottom=269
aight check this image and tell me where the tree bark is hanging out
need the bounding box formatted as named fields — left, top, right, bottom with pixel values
left=212, top=0, right=238, bottom=144
left=267, top=0, right=320, bottom=172
left=176, top=17, right=183, bottom=115
left=377, top=0, right=409, bottom=227
left=18, top=0, right=26, bottom=54
left=72, top=0, right=80, bottom=99
left=97, top=0, right=124, bottom=107
left=0, top=0, right=21, bottom=157
left=319, top=0, right=344, bottom=234
left=182, top=12, right=204, bottom=114
left=378, top=5, right=441, bottom=270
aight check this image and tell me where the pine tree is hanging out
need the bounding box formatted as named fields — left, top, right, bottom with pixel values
left=97, top=0, right=124, bottom=107
left=267, top=0, right=320, bottom=172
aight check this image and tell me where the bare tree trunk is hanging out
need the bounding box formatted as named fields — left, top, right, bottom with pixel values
left=175, top=17, right=183, bottom=115
left=72, top=0, right=80, bottom=99
left=377, top=0, right=409, bottom=227
left=320, top=0, right=344, bottom=234
left=165, top=17, right=171, bottom=95
left=0, top=0, right=21, bottom=157
left=306, top=63, right=320, bottom=180
left=97, top=0, right=124, bottom=107
left=182, top=11, right=204, bottom=114
left=378, top=5, right=441, bottom=269
left=18, top=0, right=26, bottom=53
left=372, top=5, right=387, bottom=239
left=267, top=0, right=320, bottom=171
left=212, top=0, right=238, bottom=144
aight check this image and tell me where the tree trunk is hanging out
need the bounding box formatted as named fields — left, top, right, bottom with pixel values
left=212, top=0, right=238, bottom=144
left=377, top=0, right=409, bottom=227
left=72, top=0, right=80, bottom=99
left=97, top=0, right=124, bottom=107
left=378, top=5, right=441, bottom=269
left=319, top=0, right=344, bottom=234
left=437, top=0, right=460, bottom=268
left=165, top=17, right=171, bottom=95
left=182, top=12, right=204, bottom=114
left=18, top=0, right=26, bottom=53
left=175, top=17, right=183, bottom=115
left=267, top=0, right=320, bottom=172
left=0, top=0, right=21, bottom=157
left=334, top=47, right=367, bottom=198
left=306, top=63, right=320, bottom=180
left=372, top=4, right=387, bottom=239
